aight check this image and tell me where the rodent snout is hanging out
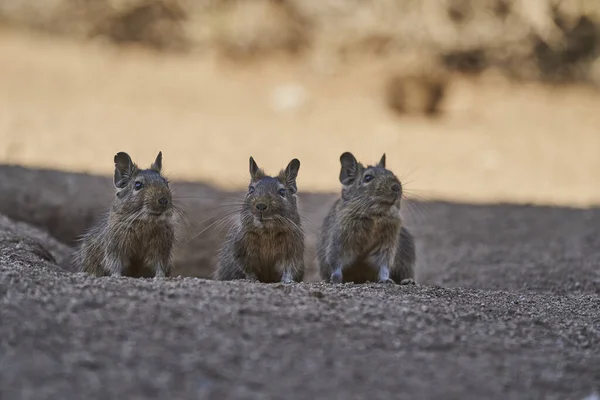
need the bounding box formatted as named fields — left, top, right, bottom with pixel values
left=255, top=203, right=268, bottom=212
left=158, top=197, right=169, bottom=207
left=391, top=183, right=401, bottom=193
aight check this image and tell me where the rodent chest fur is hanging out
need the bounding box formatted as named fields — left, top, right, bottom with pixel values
left=237, top=226, right=298, bottom=276
left=340, top=213, right=402, bottom=258
left=109, top=214, right=174, bottom=251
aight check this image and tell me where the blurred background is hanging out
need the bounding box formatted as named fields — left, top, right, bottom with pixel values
left=0, top=0, right=599, bottom=207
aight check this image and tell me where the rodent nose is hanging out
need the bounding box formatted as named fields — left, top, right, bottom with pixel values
left=391, top=183, right=401, bottom=193
left=158, top=197, right=169, bottom=207
left=256, top=203, right=268, bottom=212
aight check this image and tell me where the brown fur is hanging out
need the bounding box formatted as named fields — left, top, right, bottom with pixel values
left=214, top=157, right=305, bottom=283
left=316, top=152, right=416, bottom=284
left=71, top=151, right=177, bottom=277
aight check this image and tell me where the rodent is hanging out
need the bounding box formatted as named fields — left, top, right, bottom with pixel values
left=214, top=156, right=305, bottom=283
left=71, top=151, right=176, bottom=278
left=316, top=152, right=416, bottom=285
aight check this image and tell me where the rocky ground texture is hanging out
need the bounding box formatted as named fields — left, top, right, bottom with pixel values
left=1, top=166, right=599, bottom=399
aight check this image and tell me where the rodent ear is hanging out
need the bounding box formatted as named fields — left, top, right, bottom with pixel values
left=339, top=152, right=359, bottom=185
left=151, top=151, right=162, bottom=172
left=378, top=153, right=386, bottom=168
left=114, top=152, right=137, bottom=188
left=249, top=156, right=262, bottom=181
left=284, top=158, right=300, bottom=193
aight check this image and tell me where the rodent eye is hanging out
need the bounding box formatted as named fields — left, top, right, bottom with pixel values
left=248, top=186, right=255, bottom=194
left=134, top=181, right=144, bottom=191
left=363, top=174, right=374, bottom=183
left=278, top=188, right=286, bottom=197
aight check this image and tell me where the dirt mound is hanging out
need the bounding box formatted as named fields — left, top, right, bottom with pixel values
left=1, top=0, right=600, bottom=87
left=0, top=213, right=71, bottom=273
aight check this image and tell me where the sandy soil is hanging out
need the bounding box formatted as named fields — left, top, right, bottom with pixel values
left=1, top=30, right=600, bottom=208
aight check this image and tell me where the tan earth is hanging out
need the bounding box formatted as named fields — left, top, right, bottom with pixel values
left=1, top=29, right=600, bottom=208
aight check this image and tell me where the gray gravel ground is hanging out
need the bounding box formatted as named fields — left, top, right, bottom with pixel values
left=0, top=165, right=599, bottom=400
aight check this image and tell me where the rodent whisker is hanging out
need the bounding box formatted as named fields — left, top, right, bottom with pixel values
left=114, top=208, right=142, bottom=233
left=274, top=215, right=303, bottom=237
left=171, top=195, right=239, bottom=201
left=185, top=210, right=242, bottom=243
left=203, top=203, right=248, bottom=211
left=343, top=197, right=379, bottom=216
left=170, top=188, right=245, bottom=203
left=187, top=206, right=244, bottom=230
left=401, top=187, right=437, bottom=222
left=172, top=206, right=194, bottom=239
left=399, top=166, right=420, bottom=182
left=112, top=209, right=145, bottom=249
left=174, top=200, right=247, bottom=214
left=297, top=215, right=319, bottom=234
left=170, top=194, right=204, bottom=198
left=211, top=213, right=241, bottom=237
left=401, top=201, right=431, bottom=224
left=401, top=187, right=424, bottom=198
left=402, top=185, right=443, bottom=200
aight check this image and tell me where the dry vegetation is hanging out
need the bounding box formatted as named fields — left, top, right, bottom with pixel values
left=2, top=0, right=600, bottom=84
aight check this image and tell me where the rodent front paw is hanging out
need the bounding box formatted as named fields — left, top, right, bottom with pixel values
left=400, top=278, right=416, bottom=285
left=330, top=271, right=343, bottom=284
left=281, top=270, right=296, bottom=284
left=378, top=278, right=396, bottom=284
